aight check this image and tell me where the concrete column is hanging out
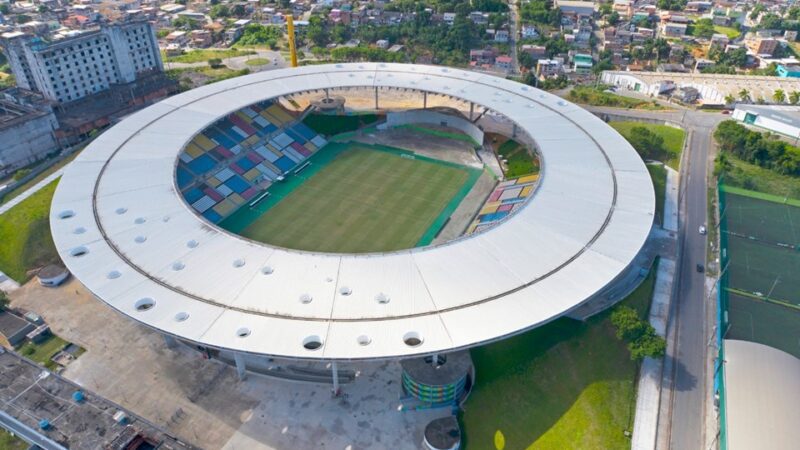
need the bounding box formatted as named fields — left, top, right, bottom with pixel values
left=374, top=86, right=379, bottom=110
left=233, top=353, right=247, bottom=381
left=469, top=102, right=474, bottom=120
left=331, top=361, right=339, bottom=393
left=512, top=122, right=518, bottom=138
left=432, top=353, right=440, bottom=367
left=324, top=88, right=329, bottom=99
left=423, top=91, right=427, bottom=109
left=162, top=334, right=178, bottom=349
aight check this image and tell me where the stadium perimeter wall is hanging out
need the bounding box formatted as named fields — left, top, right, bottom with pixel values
left=379, top=110, right=484, bottom=145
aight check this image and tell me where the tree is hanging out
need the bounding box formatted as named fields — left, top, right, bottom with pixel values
left=657, top=0, right=687, bottom=11
left=207, top=58, right=223, bottom=68
left=773, top=89, right=786, bottom=104
left=611, top=306, right=648, bottom=341
left=231, top=4, right=246, bottom=17
left=0, top=291, right=8, bottom=311
left=627, top=126, right=667, bottom=161
left=209, top=4, right=230, bottom=18
left=607, top=11, right=620, bottom=26
left=306, top=15, right=329, bottom=47
left=0, top=4, right=9, bottom=15
left=790, top=91, right=800, bottom=105
left=692, top=18, right=715, bottom=39
left=724, top=94, right=736, bottom=105
left=628, top=329, right=667, bottom=361
left=37, top=4, right=48, bottom=13
left=16, top=14, right=32, bottom=24
left=738, top=88, right=750, bottom=102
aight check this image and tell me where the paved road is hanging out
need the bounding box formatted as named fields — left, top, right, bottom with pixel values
left=586, top=105, right=725, bottom=449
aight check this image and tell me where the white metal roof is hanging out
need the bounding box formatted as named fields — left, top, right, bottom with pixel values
left=50, top=63, right=654, bottom=360
left=723, top=340, right=800, bottom=450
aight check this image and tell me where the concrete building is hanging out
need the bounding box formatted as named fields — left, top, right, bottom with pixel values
left=662, top=22, right=687, bottom=38
left=0, top=88, right=59, bottom=175
left=1, top=17, right=163, bottom=103
left=732, top=104, right=800, bottom=138
left=748, top=38, right=779, bottom=57
left=572, top=53, right=593, bottom=74
left=537, top=58, right=563, bottom=77
left=777, top=64, right=800, bottom=78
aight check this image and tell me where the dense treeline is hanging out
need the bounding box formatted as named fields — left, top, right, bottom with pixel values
left=714, top=120, right=800, bottom=176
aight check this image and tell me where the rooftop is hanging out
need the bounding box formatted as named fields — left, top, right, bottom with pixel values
left=50, top=64, right=653, bottom=361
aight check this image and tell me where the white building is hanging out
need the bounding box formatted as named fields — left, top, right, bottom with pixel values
left=732, top=105, right=800, bottom=139
left=0, top=88, right=59, bottom=176
left=1, top=18, right=163, bottom=104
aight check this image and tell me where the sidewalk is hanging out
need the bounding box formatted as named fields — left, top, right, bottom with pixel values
left=631, top=165, right=680, bottom=449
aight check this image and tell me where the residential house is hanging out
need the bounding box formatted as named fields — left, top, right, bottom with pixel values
left=537, top=58, right=563, bottom=77
left=470, top=48, right=496, bottom=65
left=522, top=25, right=538, bottom=39
left=495, top=55, right=513, bottom=71
left=662, top=22, right=687, bottom=38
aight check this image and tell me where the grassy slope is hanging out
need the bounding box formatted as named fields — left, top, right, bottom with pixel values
left=648, top=164, right=667, bottom=226
left=245, top=58, right=271, bottom=66
left=0, top=429, right=27, bottom=450
left=0, top=180, right=60, bottom=282
left=461, top=266, right=657, bottom=450
left=241, top=148, right=469, bottom=253
left=609, top=122, right=686, bottom=169
left=0, top=150, right=81, bottom=206
left=714, top=25, right=741, bottom=39
left=722, top=156, right=800, bottom=199
left=497, top=139, right=540, bottom=179
left=165, top=48, right=255, bottom=63
left=568, top=87, right=666, bottom=110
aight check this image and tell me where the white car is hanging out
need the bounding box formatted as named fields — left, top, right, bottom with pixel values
left=699, top=225, right=707, bottom=235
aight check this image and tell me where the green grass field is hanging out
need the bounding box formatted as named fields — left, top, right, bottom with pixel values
left=0, top=429, right=27, bottom=450
left=164, top=48, right=255, bottom=63
left=714, top=25, right=741, bottom=39
left=460, top=262, right=658, bottom=450
left=722, top=156, right=800, bottom=199
left=609, top=122, right=685, bottom=169
left=726, top=293, right=800, bottom=358
left=245, top=58, right=271, bottom=66
left=18, top=335, right=68, bottom=370
left=302, top=113, right=381, bottom=136
left=647, top=164, right=667, bottom=226
left=0, top=179, right=60, bottom=282
left=497, top=138, right=540, bottom=179
left=239, top=145, right=476, bottom=253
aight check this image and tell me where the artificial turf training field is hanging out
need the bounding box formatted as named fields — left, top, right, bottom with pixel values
left=720, top=186, right=800, bottom=359
left=233, top=143, right=480, bottom=253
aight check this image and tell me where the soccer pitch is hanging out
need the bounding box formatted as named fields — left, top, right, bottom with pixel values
left=238, top=143, right=480, bottom=253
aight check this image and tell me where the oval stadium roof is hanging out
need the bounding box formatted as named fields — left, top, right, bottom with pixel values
left=50, top=63, right=654, bottom=360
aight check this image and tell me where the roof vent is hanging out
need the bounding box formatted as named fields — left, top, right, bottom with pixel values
left=233, top=259, right=246, bottom=268
left=134, top=217, right=146, bottom=224
left=172, top=262, right=185, bottom=271
left=261, top=266, right=274, bottom=275
left=403, top=332, right=423, bottom=347
left=174, top=312, right=189, bottom=322
left=187, top=239, right=199, bottom=248
left=115, top=208, right=127, bottom=215
left=135, top=298, right=155, bottom=312
left=357, top=335, right=371, bottom=346
left=107, top=270, right=121, bottom=280
left=59, top=210, right=75, bottom=219
left=134, top=235, right=147, bottom=244
left=339, top=286, right=352, bottom=296
left=236, top=327, right=251, bottom=338
left=299, top=294, right=313, bottom=304
left=375, top=293, right=390, bottom=304
left=73, top=227, right=86, bottom=235
left=303, top=336, right=324, bottom=351
left=70, top=246, right=89, bottom=258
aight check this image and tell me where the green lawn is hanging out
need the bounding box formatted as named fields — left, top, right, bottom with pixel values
left=726, top=293, right=800, bottom=359
left=245, top=58, right=271, bottom=66
left=240, top=146, right=475, bottom=253
left=721, top=156, right=800, bottom=199
left=302, top=113, right=381, bottom=136
left=18, top=335, right=68, bottom=370
left=461, top=263, right=658, bottom=450
left=0, top=150, right=81, bottom=206
left=568, top=86, right=666, bottom=110
left=609, top=122, right=686, bottom=169
left=165, top=48, right=255, bottom=63
left=497, top=139, right=540, bottom=179
left=714, top=25, right=741, bottom=39
left=0, top=179, right=60, bottom=282
left=648, top=164, right=667, bottom=226
left=0, top=429, right=27, bottom=450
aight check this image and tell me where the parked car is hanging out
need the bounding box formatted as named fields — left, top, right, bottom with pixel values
left=696, top=263, right=704, bottom=273
left=699, top=225, right=707, bottom=235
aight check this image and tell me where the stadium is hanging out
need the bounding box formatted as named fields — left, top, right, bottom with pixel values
left=49, top=63, right=653, bottom=408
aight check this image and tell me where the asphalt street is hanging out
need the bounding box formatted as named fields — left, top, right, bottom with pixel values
left=586, top=105, right=724, bottom=450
